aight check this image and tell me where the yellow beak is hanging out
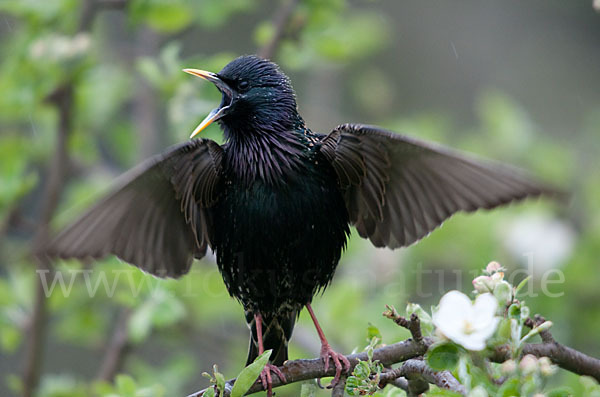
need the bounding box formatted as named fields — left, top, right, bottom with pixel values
left=183, top=68, right=233, bottom=139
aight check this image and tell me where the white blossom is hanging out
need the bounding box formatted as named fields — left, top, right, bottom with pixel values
left=433, top=291, right=500, bottom=351
left=500, top=214, right=575, bottom=275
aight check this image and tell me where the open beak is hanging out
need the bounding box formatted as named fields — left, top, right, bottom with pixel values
left=183, top=68, right=234, bottom=138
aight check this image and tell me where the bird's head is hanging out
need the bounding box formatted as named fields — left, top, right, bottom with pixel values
left=184, top=55, right=299, bottom=138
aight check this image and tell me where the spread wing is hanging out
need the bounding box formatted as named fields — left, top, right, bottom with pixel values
left=45, top=138, right=224, bottom=278
left=320, top=123, right=562, bottom=249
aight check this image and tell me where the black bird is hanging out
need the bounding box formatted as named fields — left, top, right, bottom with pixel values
left=48, top=55, right=559, bottom=395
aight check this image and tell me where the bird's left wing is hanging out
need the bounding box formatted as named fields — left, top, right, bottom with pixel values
left=320, top=123, right=562, bottom=249
left=45, top=138, right=223, bottom=278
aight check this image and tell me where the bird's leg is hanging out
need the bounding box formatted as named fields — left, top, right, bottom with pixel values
left=305, top=303, right=351, bottom=388
left=254, top=313, right=286, bottom=397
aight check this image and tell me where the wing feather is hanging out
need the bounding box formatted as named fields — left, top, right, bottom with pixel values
left=45, top=139, right=223, bottom=278
left=321, top=123, right=563, bottom=249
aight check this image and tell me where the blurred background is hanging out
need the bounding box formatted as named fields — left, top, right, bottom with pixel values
left=1, top=0, right=599, bottom=396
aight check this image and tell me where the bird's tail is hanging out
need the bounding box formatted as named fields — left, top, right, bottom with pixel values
left=245, top=310, right=296, bottom=367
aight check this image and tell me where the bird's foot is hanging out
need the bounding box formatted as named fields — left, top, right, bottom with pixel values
left=320, top=342, right=351, bottom=388
left=258, top=363, right=286, bottom=397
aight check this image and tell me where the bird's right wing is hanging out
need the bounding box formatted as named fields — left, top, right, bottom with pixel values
left=320, top=123, right=562, bottom=249
left=45, top=138, right=224, bottom=278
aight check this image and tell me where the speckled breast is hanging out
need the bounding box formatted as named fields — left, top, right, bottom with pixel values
left=210, top=170, right=349, bottom=314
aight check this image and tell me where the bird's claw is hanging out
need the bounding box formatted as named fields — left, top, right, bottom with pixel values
left=258, top=363, right=286, bottom=397
left=320, top=342, right=351, bottom=388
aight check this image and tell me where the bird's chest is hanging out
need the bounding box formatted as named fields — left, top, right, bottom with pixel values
left=210, top=167, right=349, bottom=311
left=214, top=173, right=336, bottom=252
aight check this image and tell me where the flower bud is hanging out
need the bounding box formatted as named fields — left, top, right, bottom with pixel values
left=536, top=321, right=553, bottom=333
left=473, top=275, right=494, bottom=293
left=491, top=271, right=504, bottom=283
left=520, top=354, right=539, bottom=375
left=485, top=261, right=504, bottom=274
left=493, top=281, right=512, bottom=304
left=538, top=357, right=557, bottom=376
left=501, top=359, right=517, bottom=375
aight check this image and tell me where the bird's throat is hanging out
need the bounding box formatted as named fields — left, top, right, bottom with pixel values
left=224, top=126, right=308, bottom=185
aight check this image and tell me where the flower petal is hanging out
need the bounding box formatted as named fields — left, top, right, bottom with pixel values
left=433, top=291, right=471, bottom=330
left=472, top=293, right=498, bottom=324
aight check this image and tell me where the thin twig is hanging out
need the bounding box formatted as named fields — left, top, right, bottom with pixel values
left=383, top=306, right=424, bottom=344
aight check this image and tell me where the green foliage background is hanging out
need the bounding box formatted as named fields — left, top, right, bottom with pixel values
left=1, top=0, right=599, bottom=396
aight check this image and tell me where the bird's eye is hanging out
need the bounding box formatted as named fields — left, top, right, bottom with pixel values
left=238, top=80, right=249, bottom=91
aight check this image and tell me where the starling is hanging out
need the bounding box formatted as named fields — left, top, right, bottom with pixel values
left=47, top=55, right=559, bottom=395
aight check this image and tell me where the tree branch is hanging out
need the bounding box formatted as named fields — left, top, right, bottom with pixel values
left=186, top=338, right=432, bottom=397
left=22, top=1, right=126, bottom=395
left=22, top=83, right=73, bottom=397
left=188, top=308, right=600, bottom=397
left=492, top=342, right=600, bottom=382
left=258, top=0, right=301, bottom=59
left=96, top=308, right=132, bottom=382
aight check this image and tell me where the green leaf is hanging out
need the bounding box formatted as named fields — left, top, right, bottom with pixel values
left=353, top=360, right=371, bottom=379
left=310, top=12, right=389, bottom=62
left=128, top=289, right=186, bottom=343
left=546, top=389, right=574, bottom=397
left=253, top=21, right=275, bottom=47
left=115, top=374, right=137, bottom=397
left=128, top=299, right=154, bottom=343
left=137, top=58, right=163, bottom=88
left=345, top=376, right=360, bottom=395
left=514, top=276, right=531, bottom=296
left=300, top=381, right=318, bottom=397
left=203, top=388, right=215, bottom=397
left=230, top=349, right=272, bottom=397
left=366, top=323, right=382, bottom=342
left=497, top=378, right=520, bottom=397
left=0, top=325, right=21, bottom=352
left=497, top=318, right=512, bottom=341
left=129, top=0, right=192, bottom=32
left=508, top=303, right=521, bottom=320
left=426, top=342, right=460, bottom=371
left=214, top=365, right=226, bottom=393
